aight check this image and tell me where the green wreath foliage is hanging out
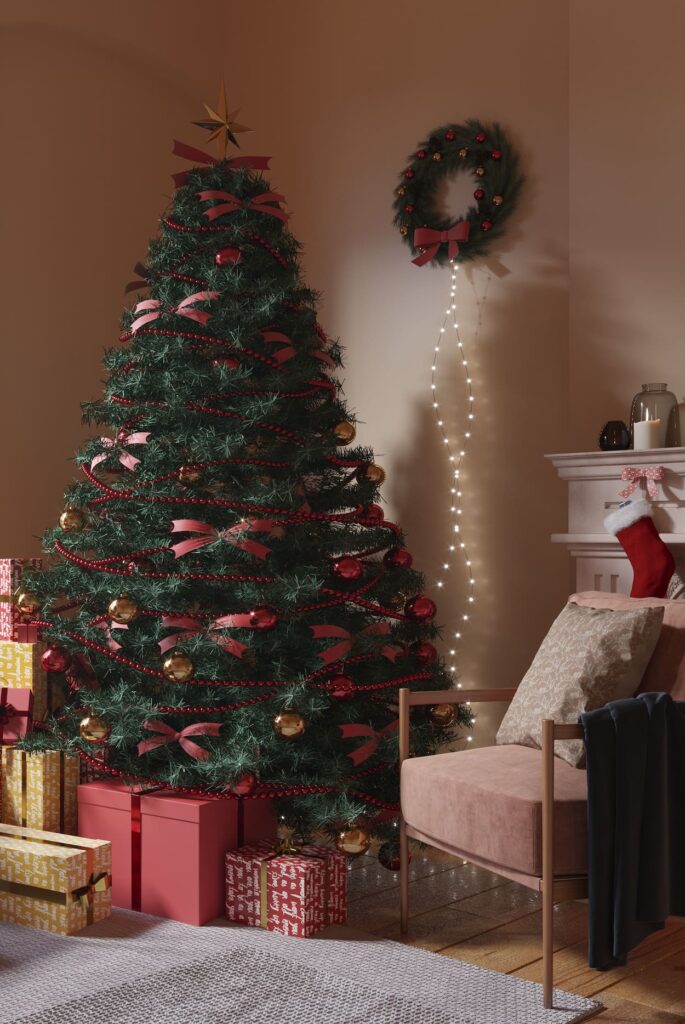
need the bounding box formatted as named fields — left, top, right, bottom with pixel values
left=393, top=119, right=523, bottom=266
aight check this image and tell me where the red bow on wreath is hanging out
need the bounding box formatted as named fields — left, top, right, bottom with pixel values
left=412, top=222, right=470, bottom=266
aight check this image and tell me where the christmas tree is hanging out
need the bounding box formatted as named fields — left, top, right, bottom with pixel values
left=22, top=88, right=470, bottom=852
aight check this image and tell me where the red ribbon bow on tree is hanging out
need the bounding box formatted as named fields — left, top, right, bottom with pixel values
left=260, top=329, right=334, bottom=368
left=158, top=615, right=247, bottom=659
left=96, top=620, right=128, bottom=652
left=170, top=518, right=276, bottom=560
left=412, top=222, right=470, bottom=266
left=171, top=140, right=271, bottom=188
left=137, top=719, right=222, bottom=761
left=339, top=720, right=399, bottom=766
left=90, top=432, right=151, bottom=472
left=198, top=190, right=289, bottom=223
left=130, top=291, right=219, bottom=334
left=310, top=622, right=401, bottom=664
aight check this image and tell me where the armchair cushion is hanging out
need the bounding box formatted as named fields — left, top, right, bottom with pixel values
left=401, top=744, right=587, bottom=877
left=495, top=601, right=664, bottom=766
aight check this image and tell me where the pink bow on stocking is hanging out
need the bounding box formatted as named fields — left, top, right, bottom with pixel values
left=619, top=465, right=665, bottom=499
left=170, top=518, right=276, bottom=560
left=137, top=719, right=221, bottom=761
left=91, top=432, right=151, bottom=472
left=130, top=291, right=218, bottom=334
left=339, top=720, right=399, bottom=766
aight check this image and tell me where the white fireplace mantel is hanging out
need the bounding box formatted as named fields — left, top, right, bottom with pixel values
left=546, top=447, right=685, bottom=593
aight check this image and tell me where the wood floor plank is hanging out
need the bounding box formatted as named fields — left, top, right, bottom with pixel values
left=605, top=945, right=685, bottom=1014
left=377, top=906, right=497, bottom=952
left=596, top=990, right=685, bottom=1022
left=451, top=879, right=542, bottom=923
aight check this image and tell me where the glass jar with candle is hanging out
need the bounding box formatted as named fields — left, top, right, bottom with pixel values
left=630, top=383, right=680, bottom=450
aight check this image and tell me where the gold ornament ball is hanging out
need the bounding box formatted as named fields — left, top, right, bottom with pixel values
left=458, top=147, right=469, bottom=158
left=108, top=595, right=139, bottom=625
left=396, top=185, right=407, bottom=197
left=14, top=590, right=42, bottom=617
left=432, top=152, right=442, bottom=161
left=162, top=649, right=194, bottom=683
left=492, top=194, right=504, bottom=206
left=59, top=507, right=86, bottom=533
left=273, top=709, right=306, bottom=739
left=475, top=166, right=486, bottom=177
left=399, top=225, right=408, bottom=236
left=335, top=828, right=371, bottom=857
left=357, top=463, right=386, bottom=486
left=79, top=714, right=111, bottom=744
left=178, top=465, right=203, bottom=486
left=428, top=703, right=457, bottom=727
left=333, top=421, right=356, bottom=445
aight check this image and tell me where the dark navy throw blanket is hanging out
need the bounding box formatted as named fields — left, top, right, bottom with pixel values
left=580, top=692, right=685, bottom=969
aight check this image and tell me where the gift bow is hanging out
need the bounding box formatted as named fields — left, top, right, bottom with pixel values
left=137, top=719, right=222, bottom=761
left=158, top=614, right=247, bottom=659
left=619, top=465, right=665, bottom=499
left=412, top=221, right=470, bottom=267
left=130, top=291, right=219, bottom=334
left=310, top=622, right=400, bottom=665
left=170, top=518, right=276, bottom=560
left=91, top=432, right=151, bottom=472
left=73, top=872, right=111, bottom=909
left=340, top=720, right=399, bottom=766
left=198, top=189, right=288, bottom=223
left=171, top=140, right=271, bottom=188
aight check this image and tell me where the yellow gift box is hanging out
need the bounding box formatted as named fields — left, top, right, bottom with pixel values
left=0, top=822, right=111, bottom=934
left=2, top=748, right=79, bottom=834
left=0, top=641, right=50, bottom=722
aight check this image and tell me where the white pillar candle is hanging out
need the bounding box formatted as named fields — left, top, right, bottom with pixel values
left=633, top=417, right=663, bottom=450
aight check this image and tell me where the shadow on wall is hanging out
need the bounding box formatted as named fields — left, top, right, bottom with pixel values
left=391, top=266, right=570, bottom=745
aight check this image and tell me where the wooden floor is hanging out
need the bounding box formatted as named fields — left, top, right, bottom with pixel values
left=346, top=848, right=685, bottom=1022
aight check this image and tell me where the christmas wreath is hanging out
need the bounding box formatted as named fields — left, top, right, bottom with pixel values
left=393, top=119, right=523, bottom=266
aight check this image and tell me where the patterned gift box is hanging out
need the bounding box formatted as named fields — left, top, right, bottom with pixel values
left=0, top=822, right=111, bottom=934
left=0, top=641, right=49, bottom=722
left=299, top=842, right=347, bottom=925
left=2, top=748, right=79, bottom=834
left=225, top=841, right=346, bottom=937
left=0, top=687, right=33, bottom=744
left=0, top=559, right=41, bottom=642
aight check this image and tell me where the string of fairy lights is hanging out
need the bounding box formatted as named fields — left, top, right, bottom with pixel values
left=429, top=261, right=491, bottom=740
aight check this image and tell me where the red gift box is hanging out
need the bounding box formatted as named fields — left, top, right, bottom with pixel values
left=77, top=780, right=276, bottom=926
left=0, top=559, right=41, bottom=642
left=225, top=841, right=347, bottom=937
left=0, top=687, right=33, bottom=744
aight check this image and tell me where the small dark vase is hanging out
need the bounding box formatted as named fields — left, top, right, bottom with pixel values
left=599, top=420, right=631, bottom=451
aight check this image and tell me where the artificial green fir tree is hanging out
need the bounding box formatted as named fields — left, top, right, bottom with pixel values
left=23, top=90, right=470, bottom=853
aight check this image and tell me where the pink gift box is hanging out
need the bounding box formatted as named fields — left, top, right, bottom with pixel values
left=225, top=841, right=347, bottom=936
left=77, top=780, right=276, bottom=926
left=0, top=559, right=41, bottom=641
left=0, top=686, right=33, bottom=743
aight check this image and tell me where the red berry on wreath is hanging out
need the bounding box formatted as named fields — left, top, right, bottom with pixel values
left=473, top=188, right=485, bottom=200
left=491, top=149, right=502, bottom=160
left=481, top=219, right=493, bottom=232
left=415, top=149, right=426, bottom=159
left=474, top=131, right=486, bottom=143
left=410, top=640, right=438, bottom=664
left=445, top=130, right=456, bottom=141
left=249, top=605, right=279, bottom=630
left=230, top=771, right=257, bottom=796
left=332, top=557, right=363, bottom=581
left=383, top=547, right=413, bottom=569
left=363, top=503, right=385, bottom=522
left=404, top=169, right=415, bottom=180
left=404, top=595, right=437, bottom=622
left=41, top=645, right=71, bottom=673
left=403, top=203, right=414, bottom=214
left=329, top=675, right=355, bottom=699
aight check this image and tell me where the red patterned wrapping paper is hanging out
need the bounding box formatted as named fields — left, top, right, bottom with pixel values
left=226, top=842, right=336, bottom=938
left=0, top=559, right=41, bottom=641
left=299, top=843, right=347, bottom=925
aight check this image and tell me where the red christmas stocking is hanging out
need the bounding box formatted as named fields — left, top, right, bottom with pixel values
left=604, top=499, right=675, bottom=598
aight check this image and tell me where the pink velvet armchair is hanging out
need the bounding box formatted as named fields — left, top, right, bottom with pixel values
left=399, top=591, right=685, bottom=1010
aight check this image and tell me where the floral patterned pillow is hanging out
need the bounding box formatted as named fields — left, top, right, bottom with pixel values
left=496, top=601, right=665, bottom=767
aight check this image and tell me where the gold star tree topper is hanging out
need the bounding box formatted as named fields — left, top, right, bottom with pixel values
left=193, top=81, right=252, bottom=160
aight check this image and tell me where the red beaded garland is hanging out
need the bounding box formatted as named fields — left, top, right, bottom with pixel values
left=383, top=547, right=413, bottom=569
left=229, top=771, right=258, bottom=796
left=329, top=675, right=355, bottom=699
left=474, top=131, right=486, bottom=143
left=473, top=188, right=485, bottom=200
left=41, top=645, right=71, bottom=672
left=332, top=557, right=364, bottom=581
left=248, top=605, right=279, bottom=630
left=410, top=640, right=438, bottom=664
left=404, top=595, right=437, bottom=622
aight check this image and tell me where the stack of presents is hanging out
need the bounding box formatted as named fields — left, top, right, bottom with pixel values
left=0, top=558, right=347, bottom=938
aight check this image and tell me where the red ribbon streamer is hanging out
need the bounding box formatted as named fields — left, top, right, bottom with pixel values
left=137, top=719, right=222, bottom=761
left=198, top=190, right=289, bottom=223
left=310, top=622, right=398, bottom=664
left=340, top=720, right=399, bottom=766
left=171, top=140, right=271, bottom=187
left=130, top=292, right=218, bottom=334
left=158, top=615, right=247, bottom=659
left=412, top=221, right=470, bottom=266
left=91, top=432, right=151, bottom=472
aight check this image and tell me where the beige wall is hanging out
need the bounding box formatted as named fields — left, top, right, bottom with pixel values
left=10, top=1, right=670, bottom=746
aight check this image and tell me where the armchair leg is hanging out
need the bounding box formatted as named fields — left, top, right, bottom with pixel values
left=542, top=718, right=555, bottom=1010
left=399, top=819, right=409, bottom=935
left=542, top=877, right=554, bottom=1008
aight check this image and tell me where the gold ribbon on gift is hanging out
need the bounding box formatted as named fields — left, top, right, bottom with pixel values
left=258, top=843, right=331, bottom=931
left=0, top=594, right=12, bottom=603
left=72, top=872, right=112, bottom=925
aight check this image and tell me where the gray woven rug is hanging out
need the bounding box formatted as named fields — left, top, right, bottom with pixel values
left=0, top=910, right=601, bottom=1023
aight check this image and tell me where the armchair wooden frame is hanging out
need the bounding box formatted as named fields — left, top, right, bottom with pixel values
left=398, top=688, right=588, bottom=1011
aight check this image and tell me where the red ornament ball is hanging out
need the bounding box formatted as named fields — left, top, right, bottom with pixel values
left=383, top=547, right=413, bottom=570
left=332, top=557, right=364, bottom=581
left=212, top=356, right=240, bottom=370
left=378, top=840, right=409, bottom=872
left=329, top=675, right=355, bottom=699
left=363, top=503, right=385, bottom=522
left=41, top=645, right=71, bottom=673
left=403, top=203, right=414, bottom=214
left=249, top=606, right=279, bottom=631
left=474, top=131, right=486, bottom=143
left=404, top=595, right=437, bottom=622
left=404, top=169, right=415, bottom=180
left=415, top=149, right=426, bottom=159
left=473, top=188, right=485, bottom=200
left=445, top=130, right=456, bottom=141
left=230, top=771, right=257, bottom=796
left=481, top=219, right=493, bottom=232
left=215, top=246, right=242, bottom=266
left=410, top=640, right=438, bottom=664
left=491, top=149, right=502, bottom=160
